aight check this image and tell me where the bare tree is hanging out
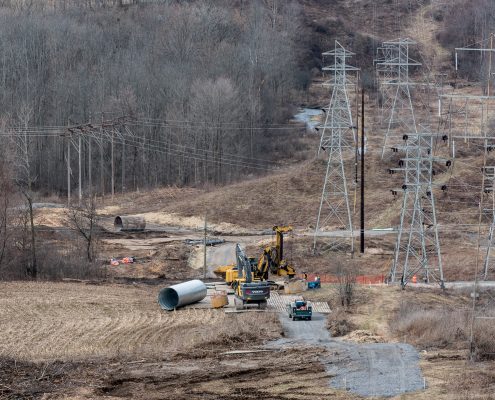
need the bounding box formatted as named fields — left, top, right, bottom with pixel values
left=65, top=196, right=100, bottom=262
left=0, top=1, right=306, bottom=192
left=336, top=266, right=356, bottom=308
left=12, top=105, right=37, bottom=279
left=0, top=158, right=14, bottom=271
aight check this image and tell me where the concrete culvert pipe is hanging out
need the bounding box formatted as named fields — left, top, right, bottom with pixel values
left=114, top=215, right=146, bottom=232
left=158, top=280, right=207, bottom=311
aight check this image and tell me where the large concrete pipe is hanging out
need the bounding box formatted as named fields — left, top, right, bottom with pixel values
left=114, top=215, right=146, bottom=232
left=158, top=279, right=207, bottom=310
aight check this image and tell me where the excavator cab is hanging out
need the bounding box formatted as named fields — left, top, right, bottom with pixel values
left=232, top=244, right=270, bottom=310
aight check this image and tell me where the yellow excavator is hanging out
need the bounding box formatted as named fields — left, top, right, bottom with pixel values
left=214, top=225, right=296, bottom=284
left=232, top=243, right=270, bottom=310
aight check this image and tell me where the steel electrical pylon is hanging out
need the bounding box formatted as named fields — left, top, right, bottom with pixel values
left=375, top=38, right=421, bottom=158
left=318, top=41, right=358, bottom=154
left=483, top=214, right=495, bottom=280
left=374, top=43, right=399, bottom=125
left=389, top=131, right=445, bottom=288
left=314, top=41, right=359, bottom=253
left=481, top=166, right=495, bottom=280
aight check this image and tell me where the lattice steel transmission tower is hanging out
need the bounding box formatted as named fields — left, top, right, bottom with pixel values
left=480, top=165, right=495, bottom=280
left=375, top=43, right=399, bottom=125
left=375, top=39, right=421, bottom=158
left=440, top=38, right=495, bottom=281
left=314, top=41, right=359, bottom=253
left=317, top=42, right=358, bottom=154
left=389, top=131, right=445, bottom=288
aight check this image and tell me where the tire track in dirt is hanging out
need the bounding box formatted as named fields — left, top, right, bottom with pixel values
left=0, top=282, right=253, bottom=361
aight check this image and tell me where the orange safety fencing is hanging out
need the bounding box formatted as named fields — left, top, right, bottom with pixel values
left=298, top=273, right=386, bottom=285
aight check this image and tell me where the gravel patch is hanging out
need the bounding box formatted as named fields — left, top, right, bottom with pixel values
left=268, top=312, right=424, bottom=397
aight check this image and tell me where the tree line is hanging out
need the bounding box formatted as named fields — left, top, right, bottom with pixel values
left=438, top=0, right=495, bottom=86
left=0, top=0, right=310, bottom=198
left=0, top=0, right=313, bottom=280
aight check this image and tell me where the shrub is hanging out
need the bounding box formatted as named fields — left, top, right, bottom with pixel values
left=327, top=308, right=356, bottom=337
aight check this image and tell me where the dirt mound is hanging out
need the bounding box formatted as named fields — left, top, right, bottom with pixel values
left=344, top=329, right=384, bottom=343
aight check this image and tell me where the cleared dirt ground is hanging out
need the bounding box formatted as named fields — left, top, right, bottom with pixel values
left=0, top=282, right=280, bottom=362
left=2, top=282, right=495, bottom=399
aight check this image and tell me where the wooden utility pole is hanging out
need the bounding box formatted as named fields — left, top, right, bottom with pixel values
left=111, top=129, right=115, bottom=201
left=360, top=88, right=365, bottom=254
left=88, top=137, right=92, bottom=195
left=100, top=113, right=104, bottom=199
left=67, top=134, right=71, bottom=206
left=88, top=115, right=92, bottom=196
left=488, top=33, right=493, bottom=97
left=354, top=72, right=360, bottom=214
left=78, top=133, right=82, bottom=205
left=355, top=72, right=360, bottom=185
left=122, top=134, right=125, bottom=194
left=203, top=214, right=207, bottom=279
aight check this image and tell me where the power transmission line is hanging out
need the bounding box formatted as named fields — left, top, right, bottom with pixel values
left=314, top=41, right=359, bottom=254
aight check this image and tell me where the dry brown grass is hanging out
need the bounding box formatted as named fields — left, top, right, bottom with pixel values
left=0, top=281, right=280, bottom=362
left=391, top=300, right=495, bottom=360
left=391, top=304, right=470, bottom=350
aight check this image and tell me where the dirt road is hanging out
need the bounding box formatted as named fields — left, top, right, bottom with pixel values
left=206, top=242, right=237, bottom=277
left=270, top=313, right=424, bottom=397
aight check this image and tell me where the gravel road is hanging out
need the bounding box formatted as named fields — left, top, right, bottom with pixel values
left=206, top=242, right=237, bottom=277
left=268, top=313, right=424, bottom=397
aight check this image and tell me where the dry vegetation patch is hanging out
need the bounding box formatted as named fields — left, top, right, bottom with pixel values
left=392, top=304, right=495, bottom=359
left=390, top=290, right=495, bottom=361
left=327, top=308, right=357, bottom=337
left=391, top=304, right=470, bottom=350
left=0, top=282, right=280, bottom=362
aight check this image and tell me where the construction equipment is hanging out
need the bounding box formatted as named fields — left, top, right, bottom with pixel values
left=215, top=226, right=296, bottom=284
left=287, top=300, right=312, bottom=321
left=232, top=244, right=270, bottom=310
left=256, top=225, right=296, bottom=280
left=307, top=276, right=321, bottom=290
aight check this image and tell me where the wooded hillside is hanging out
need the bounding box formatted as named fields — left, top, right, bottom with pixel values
left=0, top=1, right=311, bottom=193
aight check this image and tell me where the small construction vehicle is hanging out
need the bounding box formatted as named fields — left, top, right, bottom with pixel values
left=287, top=300, right=312, bottom=321
left=215, top=226, right=296, bottom=284
left=307, top=276, right=321, bottom=290
left=232, top=244, right=270, bottom=310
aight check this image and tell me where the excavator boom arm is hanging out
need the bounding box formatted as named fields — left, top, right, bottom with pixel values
left=253, top=225, right=295, bottom=279
left=236, top=244, right=252, bottom=283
